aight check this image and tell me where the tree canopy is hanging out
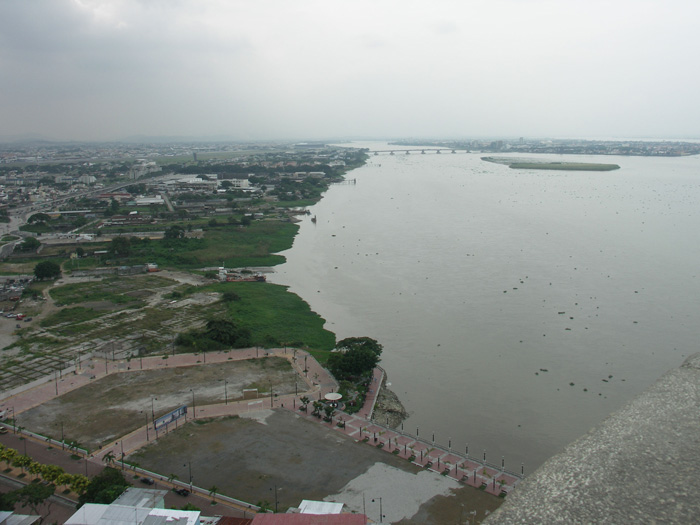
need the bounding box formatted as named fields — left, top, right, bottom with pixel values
left=34, top=260, right=61, bottom=280
left=204, top=319, right=251, bottom=348
left=109, top=236, right=131, bottom=257
left=78, top=467, right=130, bottom=507
left=336, top=337, right=383, bottom=356
left=16, top=236, right=40, bottom=253
left=27, top=213, right=50, bottom=224
left=327, top=337, right=383, bottom=381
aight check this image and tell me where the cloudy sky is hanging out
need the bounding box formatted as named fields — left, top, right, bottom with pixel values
left=1, top=0, right=698, bottom=142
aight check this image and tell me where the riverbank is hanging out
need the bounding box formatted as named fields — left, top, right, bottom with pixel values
left=371, top=373, right=409, bottom=428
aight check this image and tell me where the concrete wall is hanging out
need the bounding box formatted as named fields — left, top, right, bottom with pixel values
left=487, top=353, right=700, bottom=524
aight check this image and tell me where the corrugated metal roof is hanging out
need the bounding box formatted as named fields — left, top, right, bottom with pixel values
left=298, top=501, right=343, bottom=515
left=114, top=488, right=168, bottom=509
left=1, top=513, right=41, bottom=525
left=251, top=514, right=367, bottom=525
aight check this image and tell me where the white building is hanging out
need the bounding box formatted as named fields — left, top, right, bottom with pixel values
left=65, top=489, right=200, bottom=525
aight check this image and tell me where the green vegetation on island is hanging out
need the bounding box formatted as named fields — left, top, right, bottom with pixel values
left=482, top=156, right=620, bottom=171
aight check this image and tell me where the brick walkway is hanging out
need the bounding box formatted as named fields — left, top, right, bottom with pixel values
left=1, top=346, right=521, bottom=503
left=285, top=401, right=521, bottom=497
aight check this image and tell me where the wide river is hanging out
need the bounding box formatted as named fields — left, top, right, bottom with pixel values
left=269, top=142, right=700, bottom=470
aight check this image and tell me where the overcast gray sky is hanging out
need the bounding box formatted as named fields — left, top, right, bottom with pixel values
left=1, top=0, right=698, bottom=142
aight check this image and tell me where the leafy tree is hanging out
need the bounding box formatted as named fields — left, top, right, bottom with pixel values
left=76, top=247, right=85, bottom=258
left=78, top=467, right=130, bottom=506
left=221, top=291, right=240, bottom=302
left=34, top=260, right=61, bottom=280
left=181, top=503, right=201, bottom=511
left=0, top=490, right=15, bottom=511
left=16, top=236, right=40, bottom=252
left=27, top=213, right=50, bottom=224
left=12, top=480, right=55, bottom=516
left=164, top=225, right=185, bottom=240
left=73, top=216, right=89, bottom=228
left=12, top=454, right=32, bottom=473
left=336, top=337, right=383, bottom=357
left=69, top=474, right=90, bottom=495
left=109, top=236, right=131, bottom=257
left=327, top=337, right=383, bottom=381
left=40, top=464, right=65, bottom=484
left=204, top=319, right=251, bottom=348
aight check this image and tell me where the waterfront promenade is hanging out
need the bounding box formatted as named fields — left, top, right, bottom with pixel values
left=0, top=346, right=520, bottom=512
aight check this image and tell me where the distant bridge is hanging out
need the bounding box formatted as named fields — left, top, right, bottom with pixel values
left=371, top=148, right=470, bottom=155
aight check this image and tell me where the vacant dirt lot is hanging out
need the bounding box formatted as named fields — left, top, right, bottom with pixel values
left=19, top=357, right=297, bottom=449
left=128, top=409, right=502, bottom=522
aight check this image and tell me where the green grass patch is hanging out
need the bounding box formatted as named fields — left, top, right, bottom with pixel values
left=508, top=162, right=620, bottom=171
left=481, top=157, right=619, bottom=171
left=97, top=220, right=297, bottom=270
left=204, top=282, right=335, bottom=356
left=40, top=306, right=103, bottom=328
left=49, top=275, right=172, bottom=305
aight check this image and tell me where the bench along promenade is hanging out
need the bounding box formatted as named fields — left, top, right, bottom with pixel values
left=0, top=346, right=522, bottom=509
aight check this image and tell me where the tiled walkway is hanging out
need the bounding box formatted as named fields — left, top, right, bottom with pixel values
left=286, top=400, right=522, bottom=497
left=1, top=347, right=522, bottom=500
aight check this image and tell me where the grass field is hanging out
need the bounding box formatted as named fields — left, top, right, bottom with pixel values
left=3, top=272, right=336, bottom=391
left=101, top=220, right=298, bottom=270
left=48, top=275, right=173, bottom=306
left=207, top=281, right=337, bottom=357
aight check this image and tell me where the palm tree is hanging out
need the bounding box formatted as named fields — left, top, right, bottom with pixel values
left=102, top=451, right=116, bottom=466
left=323, top=404, right=336, bottom=422
left=208, top=485, right=218, bottom=503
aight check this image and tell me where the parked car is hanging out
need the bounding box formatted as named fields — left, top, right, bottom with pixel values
left=140, top=477, right=155, bottom=485
left=173, top=488, right=189, bottom=497
left=0, top=427, right=8, bottom=434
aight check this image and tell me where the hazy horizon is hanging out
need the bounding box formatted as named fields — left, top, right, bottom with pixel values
left=2, top=1, right=699, bottom=142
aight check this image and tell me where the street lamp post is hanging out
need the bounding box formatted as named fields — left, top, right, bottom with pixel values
left=190, top=390, right=196, bottom=419
left=270, top=484, right=279, bottom=513
left=184, top=462, right=193, bottom=491
left=224, top=380, right=228, bottom=405
left=269, top=382, right=273, bottom=408
left=372, top=497, right=384, bottom=523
